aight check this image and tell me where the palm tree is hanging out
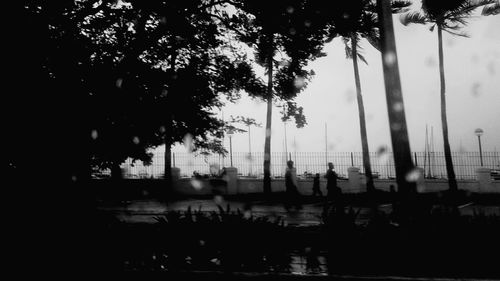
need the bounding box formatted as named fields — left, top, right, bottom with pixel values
left=331, top=0, right=411, bottom=193
left=400, top=0, right=494, bottom=191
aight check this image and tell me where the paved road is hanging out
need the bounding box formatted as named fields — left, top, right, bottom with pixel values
left=96, top=197, right=499, bottom=226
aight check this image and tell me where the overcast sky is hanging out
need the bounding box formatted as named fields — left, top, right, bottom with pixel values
left=173, top=12, right=500, bottom=155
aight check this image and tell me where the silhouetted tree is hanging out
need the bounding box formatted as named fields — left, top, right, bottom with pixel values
left=400, top=0, right=494, bottom=192
left=234, top=0, right=330, bottom=193
left=330, top=0, right=411, bottom=193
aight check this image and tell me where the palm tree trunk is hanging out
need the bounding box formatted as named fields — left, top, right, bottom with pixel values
left=437, top=25, right=458, bottom=192
left=264, top=53, right=273, bottom=193
left=351, top=35, right=375, bottom=193
left=263, top=39, right=274, bottom=194
left=377, top=0, right=416, bottom=199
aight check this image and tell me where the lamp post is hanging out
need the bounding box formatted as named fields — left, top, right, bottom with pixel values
left=228, top=129, right=234, bottom=167
left=475, top=128, right=484, bottom=166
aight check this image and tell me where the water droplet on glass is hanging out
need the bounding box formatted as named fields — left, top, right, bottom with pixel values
left=245, top=153, right=253, bottom=162
left=289, top=28, right=296, bottom=35
left=190, top=179, right=203, bottom=190
left=384, top=52, right=396, bottom=65
left=391, top=123, right=402, bottom=131
left=132, top=136, right=140, bottom=145
left=304, top=20, right=311, bottom=27
left=210, top=163, right=220, bottom=176
left=286, top=6, right=294, bottom=14
left=159, top=126, right=166, bottom=133
left=265, top=128, right=271, bottom=137
left=183, top=133, right=195, bottom=153
left=425, top=56, right=436, bottom=68
left=471, top=82, right=481, bottom=97
left=91, top=129, right=98, bottom=140
left=214, top=195, right=224, bottom=205
left=342, top=12, right=350, bottom=19
left=199, top=240, right=205, bottom=246
left=264, top=153, right=270, bottom=161
left=71, top=175, right=77, bottom=182
left=294, top=76, right=306, bottom=89
left=116, top=78, right=123, bottom=88
left=344, top=88, right=355, bottom=104
left=392, top=102, right=403, bottom=112
left=405, top=168, right=421, bottom=182
left=244, top=210, right=252, bottom=219
left=160, top=16, right=167, bottom=25
left=161, top=89, right=168, bottom=97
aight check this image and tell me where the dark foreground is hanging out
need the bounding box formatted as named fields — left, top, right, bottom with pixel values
left=93, top=190, right=500, bottom=279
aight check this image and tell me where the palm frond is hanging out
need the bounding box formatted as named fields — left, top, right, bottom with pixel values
left=443, top=27, right=470, bottom=38
left=364, top=29, right=380, bottom=52
left=399, top=11, right=429, bottom=26
left=357, top=53, right=368, bottom=64
left=391, top=0, right=413, bottom=13
left=445, top=0, right=495, bottom=20
left=482, top=1, right=500, bottom=15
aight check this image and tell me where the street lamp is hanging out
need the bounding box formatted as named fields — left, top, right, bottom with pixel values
left=475, top=128, right=484, bottom=166
left=227, top=129, right=234, bottom=167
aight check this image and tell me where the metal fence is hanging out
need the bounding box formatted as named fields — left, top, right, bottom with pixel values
left=118, top=151, right=500, bottom=180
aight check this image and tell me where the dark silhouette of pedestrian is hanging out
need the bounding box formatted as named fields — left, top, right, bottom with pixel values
left=285, top=160, right=302, bottom=210
left=325, top=162, right=340, bottom=201
left=312, top=173, right=323, bottom=197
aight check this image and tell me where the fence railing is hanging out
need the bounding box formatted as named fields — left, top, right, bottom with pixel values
left=111, top=151, right=500, bottom=180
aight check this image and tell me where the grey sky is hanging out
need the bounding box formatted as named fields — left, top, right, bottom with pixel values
left=172, top=13, right=500, bottom=155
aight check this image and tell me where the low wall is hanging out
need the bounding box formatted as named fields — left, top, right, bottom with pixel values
left=172, top=177, right=500, bottom=195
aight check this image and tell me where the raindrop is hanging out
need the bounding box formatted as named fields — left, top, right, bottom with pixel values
left=392, top=102, right=404, bottom=112
left=71, top=175, right=77, bottom=182
left=405, top=168, right=421, bottom=182
left=471, top=82, right=481, bottom=97
left=304, top=20, right=311, bottom=27
left=424, top=56, right=436, bottom=67
left=377, top=146, right=391, bottom=164
left=342, top=12, right=350, bottom=19
left=383, top=52, right=396, bottom=65
left=183, top=133, right=195, bottom=153
left=132, top=136, right=140, bottom=145
left=214, top=195, right=224, bottom=205
left=245, top=153, right=253, bottom=162
left=294, top=76, right=306, bottom=89
left=116, top=78, right=123, bottom=88
left=244, top=210, right=252, bottom=219
left=286, top=6, right=294, bottom=14
left=161, top=89, right=168, bottom=97
left=190, top=179, right=203, bottom=190
left=289, top=28, right=296, bottom=35
left=91, top=129, right=98, bottom=140
left=210, top=163, right=220, bottom=175
left=199, top=240, right=205, bottom=246
left=344, top=88, right=355, bottom=104
left=265, top=128, right=272, bottom=137
left=264, top=153, right=271, bottom=161
left=160, top=16, right=167, bottom=25
left=487, top=61, right=496, bottom=76
left=159, top=126, right=166, bottom=133
left=391, top=123, right=402, bottom=131
left=304, top=247, right=312, bottom=254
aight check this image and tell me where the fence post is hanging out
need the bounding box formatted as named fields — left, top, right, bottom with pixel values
left=225, top=167, right=238, bottom=194
left=476, top=167, right=492, bottom=192
left=347, top=167, right=361, bottom=193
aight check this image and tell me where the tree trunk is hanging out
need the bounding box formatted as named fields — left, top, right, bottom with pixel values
left=263, top=39, right=274, bottom=194
left=437, top=25, right=458, bottom=192
left=377, top=0, right=416, bottom=214
left=164, top=50, right=177, bottom=192
left=351, top=35, right=375, bottom=193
